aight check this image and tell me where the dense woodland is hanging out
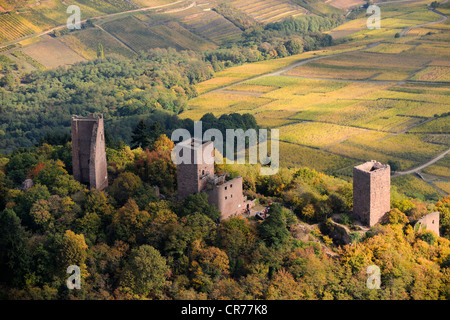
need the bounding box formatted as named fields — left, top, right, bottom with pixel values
left=0, top=135, right=449, bottom=299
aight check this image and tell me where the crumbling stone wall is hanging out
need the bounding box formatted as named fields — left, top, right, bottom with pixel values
left=206, top=176, right=246, bottom=219
left=415, top=211, right=440, bottom=236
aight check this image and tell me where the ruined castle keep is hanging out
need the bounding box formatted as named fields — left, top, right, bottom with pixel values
left=176, top=138, right=254, bottom=219
left=71, top=113, right=108, bottom=190
left=353, top=160, right=391, bottom=227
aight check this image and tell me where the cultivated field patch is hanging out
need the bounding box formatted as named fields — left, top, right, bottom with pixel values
left=279, top=122, right=367, bottom=148
left=232, top=0, right=309, bottom=23
left=410, top=66, right=450, bottom=82
left=391, top=175, right=443, bottom=201
left=278, top=141, right=357, bottom=173
left=21, top=35, right=85, bottom=68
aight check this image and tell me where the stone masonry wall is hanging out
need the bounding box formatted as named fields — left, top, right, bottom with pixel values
left=207, top=176, right=245, bottom=219
left=71, top=114, right=108, bottom=190
left=353, top=160, right=390, bottom=227
left=176, top=139, right=214, bottom=200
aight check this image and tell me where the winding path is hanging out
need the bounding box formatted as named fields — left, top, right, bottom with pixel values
left=400, top=2, right=448, bottom=36
left=392, top=148, right=450, bottom=177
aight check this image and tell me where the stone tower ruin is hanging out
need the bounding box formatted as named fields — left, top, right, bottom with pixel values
left=175, top=138, right=254, bottom=219
left=415, top=211, right=440, bottom=237
left=176, top=138, right=215, bottom=200
left=71, top=113, right=108, bottom=190
left=353, top=160, right=391, bottom=227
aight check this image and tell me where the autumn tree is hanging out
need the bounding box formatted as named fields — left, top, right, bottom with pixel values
left=56, top=230, right=89, bottom=283
left=134, top=140, right=177, bottom=194
left=152, top=134, right=174, bottom=152
left=217, top=217, right=257, bottom=276
left=145, top=200, right=178, bottom=248
left=97, top=43, right=104, bottom=59
left=191, top=240, right=230, bottom=277
left=112, top=198, right=150, bottom=244
left=435, top=195, right=450, bottom=238
left=119, top=245, right=169, bottom=298
left=109, top=171, right=143, bottom=206
left=83, top=189, right=114, bottom=226
left=266, top=268, right=304, bottom=299
left=180, top=192, right=221, bottom=222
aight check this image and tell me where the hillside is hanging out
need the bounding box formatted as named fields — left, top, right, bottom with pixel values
left=0, top=0, right=449, bottom=302
left=0, top=135, right=449, bottom=300
left=0, top=0, right=342, bottom=69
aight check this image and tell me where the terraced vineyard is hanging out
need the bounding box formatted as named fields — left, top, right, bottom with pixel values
left=0, top=12, right=40, bottom=43
left=70, top=28, right=136, bottom=59
left=175, top=6, right=243, bottom=44
left=0, top=0, right=180, bottom=45
left=231, top=0, right=309, bottom=23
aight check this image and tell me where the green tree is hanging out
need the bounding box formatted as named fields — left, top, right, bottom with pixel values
left=34, top=160, right=83, bottom=196
left=109, top=171, right=143, bottom=206
left=5, top=152, right=38, bottom=185
left=285, top=39, right=303, bottom=54
left=388, top=160, right=401, bottom=172
left=16, top=183, right=51, bottom=227
left=420, top=231, right=437, bottom=245
left=0, top=209, right=30, bottom=286
left=97, top=43, right=104, bottom=59
left=120, top=245, right=169, bottom=297
left=149, top=121, right=164, bottom=147
left=0, top=71, right=16, bottom=90
left=131, top=120, right=151, bottom=149
left=257, top=204, right=290, bottom=247
left=181, top=192, right=221, bottom=222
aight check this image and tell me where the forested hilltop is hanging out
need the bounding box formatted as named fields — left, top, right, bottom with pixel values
left=0, top=136, right=449, bottom=300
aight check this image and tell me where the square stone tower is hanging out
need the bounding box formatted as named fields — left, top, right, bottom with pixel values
left=175, top=138, right=255, bottom=219
left=176, top=138, right=215, bottom=200
left=353, top=160, right=390, bottom=227
left=71, top=113, right=108, bottom=190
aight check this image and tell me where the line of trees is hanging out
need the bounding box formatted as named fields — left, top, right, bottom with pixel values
left=203, top=14, right=343, bottom=70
